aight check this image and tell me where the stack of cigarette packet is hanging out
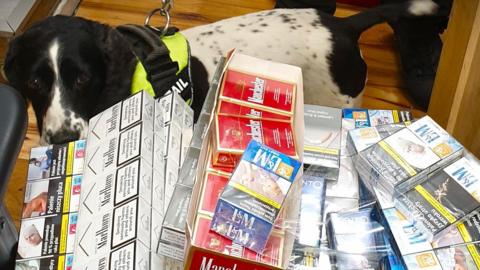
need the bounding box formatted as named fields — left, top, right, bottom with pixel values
left=16, top=140, right=85, bottom=269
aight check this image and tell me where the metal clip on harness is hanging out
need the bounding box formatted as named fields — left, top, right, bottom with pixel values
left=145, top=0, right=173, bottom=37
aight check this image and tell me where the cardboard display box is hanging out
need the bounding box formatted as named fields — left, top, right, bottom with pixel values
left=183, top=51, right=305, bottom=270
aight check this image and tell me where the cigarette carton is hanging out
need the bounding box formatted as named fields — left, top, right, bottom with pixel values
left=401, top=251, right=442, bottom=270
left=199, top=172, right=230, bottom=215
left=434, top=243, right=480, bottom=269
left=326, top=208, right=386, bottom=270
left=27, top=140, right=85, bottom=181
left=164, top=256, right=184, bottom=269
left=87, top=91, right=154, bottom=146
left=341, top=109, right=412, bottom=156
left=151, top=252, right=165, bottom=270
left=380, top=201, right=478, bottom=270
left=180, top=101, right=194, bottom=165
left=157, top=241, right=185, bottom=262
left=154, top=95, right=166, bottom=135
left=194, top=215, right=284, bottom=267
left=74, top=240, right=150, bottom=270
left=380, top=207, right=433, bottom=256
left=343, top=109, right=370, bottom=128
left=190, top=114, right=210, bottom=151
left=303, top=105, right=342, bottom=181
left=177, top=147, right=201, bottom=187
left=200, top=56, right=226, bottom=118
left=79, top=158, right=153, bottom=220
left=356, top=116, right=463, bottom=197
left=17, top=213, right=78, bottom=259
left=153, top=131, right=166, bottom=169
left=343, top=109, right=412, bottom=128
left=374, top=187, right=395, bottom=210
left=83, top=122, right=154, bottom=184
left=395, top=157, right=480, bottom=240
left=158, top=92, right=173, bottom=125
left=164, top=159, right=179, bottom=212
left=218, top=100, right=292, bottom=122
left=325, top=156, right=359, bottom=199
left=160, top=184, right=192, bottom=249
left=182, top=98, right=194, bottom=130
left=22, top=175, right=82, bottom=219
left=295, top=172, right=326, bottom=248
left=432, top=212, right=480, bottom=249
left=408, top=116, right=464, bottom=167
left=376, top=191, right=443, bottom=270
left=347, top=122, right=408, bottom=155
left=164, top=122, right=182, bottom=164
left=152, top=132, right=166, bottom=216
left=74, top=198, right=151, bottom=265
left=152, top=168, right=165, bottom=216
left=213, top=115, right=297, bottom=167
left=151, top=207, right=163, bottom=252
left=340, top=118, right=356, bottom=157
left=211, top=140, right=301, bottom=253
left=157, top=91, right=184, bottom=127
left=150, top=252, right=184, bottom=270
left=207, top=148, right=235, bottom=176
left=321, top=197, right=359, bottom=241
left=220, top=69, right=296, bottom=117
left=15, top=254, right=74, bottom=270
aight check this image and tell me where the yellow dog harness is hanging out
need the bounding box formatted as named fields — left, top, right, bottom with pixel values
left=117, top=25, right=193, bottom=105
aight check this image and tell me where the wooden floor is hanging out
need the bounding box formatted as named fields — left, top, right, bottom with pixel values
left=5, top=0, right=425, bottom=229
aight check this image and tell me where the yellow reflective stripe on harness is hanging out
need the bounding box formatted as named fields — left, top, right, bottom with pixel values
left=131, top=60, right=155, bottom=96
left=162, top=32, right=188, bottom=75
left=166, top=33, right=192, bottom=105
left=130, top=32, right=189, bottom=96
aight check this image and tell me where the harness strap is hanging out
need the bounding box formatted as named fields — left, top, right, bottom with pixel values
left=117, top=25, right=181, bottom=98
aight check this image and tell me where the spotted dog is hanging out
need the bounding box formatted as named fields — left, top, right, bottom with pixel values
left=4, top=0, right=438, bottom=144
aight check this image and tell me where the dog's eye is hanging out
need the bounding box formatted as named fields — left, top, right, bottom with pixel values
left=75, top=73, right=90, bottom=87
left=27, top=78, right=41, bottom=90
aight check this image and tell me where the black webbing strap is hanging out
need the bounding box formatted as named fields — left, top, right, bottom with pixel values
left=116, top=24, right=179, bottom=98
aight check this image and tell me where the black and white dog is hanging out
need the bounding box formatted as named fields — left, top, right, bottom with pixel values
left=4, top=0, right=438, bottom=145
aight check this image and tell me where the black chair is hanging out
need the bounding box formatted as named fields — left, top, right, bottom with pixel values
left=0, top=84, right=28, bottom=269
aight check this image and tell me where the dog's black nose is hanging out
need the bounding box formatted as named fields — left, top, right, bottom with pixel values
left=47, top=130, right=81, bottom=144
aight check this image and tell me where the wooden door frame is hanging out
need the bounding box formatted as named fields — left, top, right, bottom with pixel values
left=428, top=0, right=480, bottom=156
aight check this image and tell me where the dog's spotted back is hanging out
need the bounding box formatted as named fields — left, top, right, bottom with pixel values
left=183, top=9, right=356, bottom=108
left=4, top=1, right=438, bottom=145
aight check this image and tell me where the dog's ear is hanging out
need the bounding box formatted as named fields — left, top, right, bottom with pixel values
left=86, top=21, right=137, bottom=114
left=3, top=36, right=21, bottom=85
left=3, top=36, right=29, bottom=102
